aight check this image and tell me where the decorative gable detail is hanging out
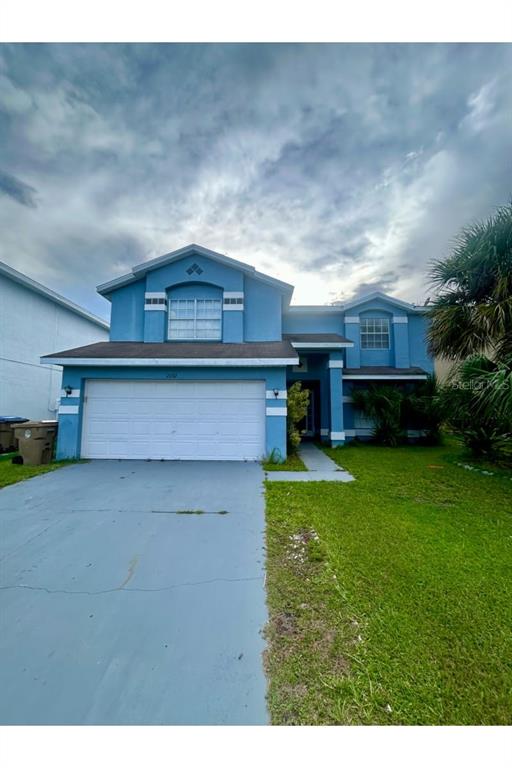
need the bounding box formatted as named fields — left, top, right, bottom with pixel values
left=186, top=263, right=204, bottom=276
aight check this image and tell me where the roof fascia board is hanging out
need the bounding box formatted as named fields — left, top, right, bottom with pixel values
left=41, top=356, right=299, bottom=367
left=286, top=305, right=342, bottom=313
left=291, top=341, right=353, bottom=349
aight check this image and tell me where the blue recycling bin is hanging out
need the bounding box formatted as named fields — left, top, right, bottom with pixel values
left=0, top=416, right=29, bottom=453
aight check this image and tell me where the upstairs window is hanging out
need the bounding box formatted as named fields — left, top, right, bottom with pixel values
left=168, top=298, right=222, bottom=340
left=360, top=317, right=390, bottom=349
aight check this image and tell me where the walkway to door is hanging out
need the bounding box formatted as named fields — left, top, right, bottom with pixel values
left=266, top=443, right=354, bottom=482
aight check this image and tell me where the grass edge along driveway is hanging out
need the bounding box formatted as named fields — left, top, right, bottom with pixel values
left=0, top=456, right=76, bottom=489
left=264, top=443, right=512, bottom=725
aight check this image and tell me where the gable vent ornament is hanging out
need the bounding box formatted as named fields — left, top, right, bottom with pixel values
left=186, top=263, right=203, bottom=275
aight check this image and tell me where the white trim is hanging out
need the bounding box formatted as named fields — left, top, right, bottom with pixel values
left=266, top=389, right=287, bottom=399
left=222, top=304, right=244, bottom=311
left=0, top=260, right=109, bottom=330
left=392, top=316, right=408, bottom=324
left=344, top=429, right=356, bottom=437
left=328, top=360, right=344, bottom=368
left=320, top=428, right=329, bottom=436
left=330, top=431, right=345, bottom=440
left=144, top=304, right=167, bottom=311
left=145, top=292, right=167, bottom=299
left=343, top=374, right=428, bottom=380
left=266, top=407, right=287, bottom=416
left=342, top=395, right=353, bottom=403
left=291, top=342, right=353, bottom=349
left=60, top=388, right=80, bottom=398
left=42, top=356, right=299, bottom=368
left=223, top=291, right=244, bottom=299
left=58, top=405, right=79, bottom=415
left=344, top=316, right=360, bottom=323
left=287, top=305, right=341, bottom=314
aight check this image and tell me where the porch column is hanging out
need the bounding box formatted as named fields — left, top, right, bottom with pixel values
left=328, top=352, right=345, bottom=446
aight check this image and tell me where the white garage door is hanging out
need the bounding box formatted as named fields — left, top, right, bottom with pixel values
left=81, top=380, right=266, bottom=461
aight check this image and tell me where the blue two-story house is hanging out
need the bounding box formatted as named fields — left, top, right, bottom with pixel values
left=41, top=244, right=433, bottom=462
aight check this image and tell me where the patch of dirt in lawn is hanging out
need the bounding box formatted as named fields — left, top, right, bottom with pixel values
left=273, top=611, right=298, bottom=637
left=264, top=527, right=356, bottom=722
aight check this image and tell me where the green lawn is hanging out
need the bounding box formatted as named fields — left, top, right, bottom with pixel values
left=264, top=443, right=512, bottom=725
left=0, top=454, right=74, bottom=489
left=263, top=452, right=308, bottom=472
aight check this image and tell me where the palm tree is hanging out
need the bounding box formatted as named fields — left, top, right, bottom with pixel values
left=428, top=203, right=512, bottom=458
left=427, top=201, right=512, bottom=361
left=351, top=386, right=404, bottom=446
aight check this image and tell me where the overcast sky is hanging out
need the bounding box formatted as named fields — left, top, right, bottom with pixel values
left=0, top=43, right=510, bottom=320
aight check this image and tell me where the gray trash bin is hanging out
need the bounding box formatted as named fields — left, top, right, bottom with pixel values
left=12, top=421, right=58, bottom=465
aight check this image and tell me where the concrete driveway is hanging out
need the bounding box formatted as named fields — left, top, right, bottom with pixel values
left=0, top=460, right=268, bottom=724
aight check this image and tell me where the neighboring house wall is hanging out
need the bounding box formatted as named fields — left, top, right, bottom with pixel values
left=0, top=273, right=109, bottom=420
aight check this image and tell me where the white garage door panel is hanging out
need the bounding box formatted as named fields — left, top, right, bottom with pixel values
left=81, top=380, right=266, bottom=460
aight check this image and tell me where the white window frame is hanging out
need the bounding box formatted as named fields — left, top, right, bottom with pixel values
left=360, top=317, right=390, bottom=350
left=168, top=298, right=222, bottom=340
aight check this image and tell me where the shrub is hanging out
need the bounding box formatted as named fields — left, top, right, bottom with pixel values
left=439, top=356, right=512, bottom=459
left=352, top=385, right=404, bottom=447
left=287, top=381, right=310, bottom=450
left=403, top=374, right=446, bottom=445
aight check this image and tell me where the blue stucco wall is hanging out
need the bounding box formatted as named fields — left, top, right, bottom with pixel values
left=244, top=277, right=282, bottom=341
left=282, top=311, right=343, bottom=335
left=107, top=252, right=285, bottom=345
left=409, top=315, right=434, bottom=373
left=57, top=365, right=287, bottom=461
left=110, top=280, right=145, bottom=341
left=145, top=255, right=243, bottom=294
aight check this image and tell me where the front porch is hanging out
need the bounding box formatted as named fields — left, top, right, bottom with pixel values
left=284, top=334, right=349, bottom=447
left=284, top=334, right=430, bottom=447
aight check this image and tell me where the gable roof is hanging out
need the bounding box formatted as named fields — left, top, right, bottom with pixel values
left=341, top=290, right=424, bottom=313
left=0, top=260, right=109, bottom=330
left=96, top=243, right=294, bottom=297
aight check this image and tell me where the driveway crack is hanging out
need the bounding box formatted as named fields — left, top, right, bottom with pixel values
left=0, top=574, right=264, bottom=596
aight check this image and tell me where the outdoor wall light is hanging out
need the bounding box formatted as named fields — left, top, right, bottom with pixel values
left=64, top=385, right=73, bottom=396
left=273, top=388, right=280, bottom=398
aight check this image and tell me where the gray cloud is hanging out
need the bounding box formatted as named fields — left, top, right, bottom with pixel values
left=0, top=43, right=511, bottom=312
left=0, top=170, right=37, bottom=208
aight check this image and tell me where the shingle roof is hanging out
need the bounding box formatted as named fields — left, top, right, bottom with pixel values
left=41, top=340, right=297, bottom=360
